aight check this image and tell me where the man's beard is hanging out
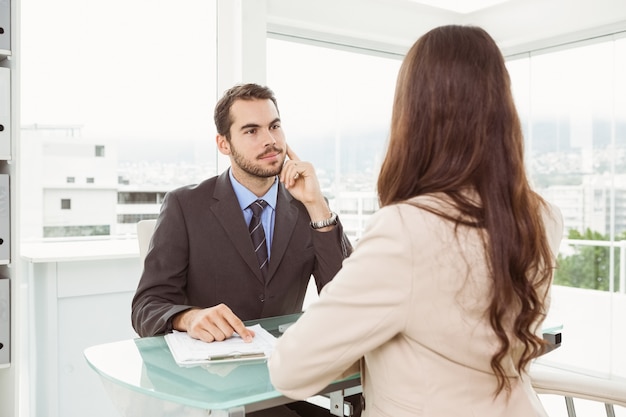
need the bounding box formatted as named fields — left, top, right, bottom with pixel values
left=231, top=145, right=285, bottom=178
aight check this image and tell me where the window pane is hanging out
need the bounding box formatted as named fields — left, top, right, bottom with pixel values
left=529, top=42, right=616, bottom=235
left=505, top=56, right=531, bottom=146
left=507, top=36, right=626, bottom=380
left=267, top=38, right=401, bottom=241
left=20, top=0, right=217, bottom=239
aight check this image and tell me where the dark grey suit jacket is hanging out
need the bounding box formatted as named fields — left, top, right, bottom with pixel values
left=131, top=170, right=353, bottom=337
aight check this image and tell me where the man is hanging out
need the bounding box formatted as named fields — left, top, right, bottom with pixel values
left=131, top=83, right=354, bottom=416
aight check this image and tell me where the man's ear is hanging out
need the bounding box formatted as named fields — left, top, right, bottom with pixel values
left=216, top=134, right=230, bottom=155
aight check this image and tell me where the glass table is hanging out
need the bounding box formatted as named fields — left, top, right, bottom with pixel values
left=85, top=313, right=562, bottom=417
left=84, top=313, right=359, bottom=417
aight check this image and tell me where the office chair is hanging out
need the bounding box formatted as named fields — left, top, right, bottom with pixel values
left=137, top=219, right=157, bottom=265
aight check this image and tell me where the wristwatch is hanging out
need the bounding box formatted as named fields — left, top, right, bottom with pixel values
left=310, top=212, right=338, bottom=229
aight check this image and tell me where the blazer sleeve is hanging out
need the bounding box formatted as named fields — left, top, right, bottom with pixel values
left=131, top=190, right=195, bottom=336
left=268, top=205, right=412, bottom=399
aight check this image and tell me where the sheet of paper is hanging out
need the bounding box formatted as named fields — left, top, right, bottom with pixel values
left=164, top=324, right=277, bottom=366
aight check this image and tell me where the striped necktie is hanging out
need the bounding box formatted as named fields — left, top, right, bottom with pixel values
left=248, top=199, right=269, bottom=279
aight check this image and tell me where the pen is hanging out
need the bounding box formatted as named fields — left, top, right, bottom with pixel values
left=208, top=352, right=266, bottom=361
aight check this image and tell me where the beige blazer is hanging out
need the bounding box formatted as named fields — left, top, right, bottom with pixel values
left=269, top=195, right=563, bottom=417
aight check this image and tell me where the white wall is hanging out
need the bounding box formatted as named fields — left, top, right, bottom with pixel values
left=467, top=0, right=626, bottom=55
left=43, top=189, right=117, bottom=229
left=266, top=0, right=626, bottom=56
left=267, top=0, right=456, bottom=55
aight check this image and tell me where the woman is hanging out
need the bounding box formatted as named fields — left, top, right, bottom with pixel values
left=268, top=25, right=563, bottom=417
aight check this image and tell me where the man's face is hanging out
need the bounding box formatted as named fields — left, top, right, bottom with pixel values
left=221, top=99, right=287, bottom=178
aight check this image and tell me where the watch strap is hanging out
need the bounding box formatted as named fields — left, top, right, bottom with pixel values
left=310, top=211, right=338, bottom=229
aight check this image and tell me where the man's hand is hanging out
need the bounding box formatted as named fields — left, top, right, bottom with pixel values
left=280, top=145, right=333, bottom=225
left=172, top=304, right=255, bottom=343
left=279, top=145, right=323, bottom=203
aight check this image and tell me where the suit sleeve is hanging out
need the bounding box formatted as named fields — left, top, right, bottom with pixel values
left=131, top=191, right=195, bottom=336
left=268, top=205, right=412, bottom=399
left=311, top=215, right=353, bottom=293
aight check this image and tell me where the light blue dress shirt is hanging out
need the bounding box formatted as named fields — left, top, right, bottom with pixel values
left=228, top=168, right=278, bottom=259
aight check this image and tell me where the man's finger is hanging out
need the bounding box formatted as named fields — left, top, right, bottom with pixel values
left=286, top=144, right=301, bottom=162
left=226, top=314, right=255, bottom=342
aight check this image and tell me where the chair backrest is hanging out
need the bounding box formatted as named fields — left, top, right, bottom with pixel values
left=137, top=219, right=157, bottom=265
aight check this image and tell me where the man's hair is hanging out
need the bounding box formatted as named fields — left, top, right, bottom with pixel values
left=214, top=83, right=279, bottom=139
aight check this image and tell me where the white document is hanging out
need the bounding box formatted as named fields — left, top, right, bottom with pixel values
left=164, top=324, right=277, bottom=367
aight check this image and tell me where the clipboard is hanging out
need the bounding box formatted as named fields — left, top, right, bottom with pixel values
left=164, top=324, right=277, bottom=366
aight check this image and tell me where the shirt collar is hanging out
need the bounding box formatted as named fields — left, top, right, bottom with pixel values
left=228, top=168, right=278, bottom=211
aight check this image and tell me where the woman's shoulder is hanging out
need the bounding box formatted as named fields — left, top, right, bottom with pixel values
left=540, top=199, right=564, bottom=251
left=394, top=193, right=455, bottom=217
left=371, top=195, right=449, bottom=229
left=541, top=200, right=563, bottom=225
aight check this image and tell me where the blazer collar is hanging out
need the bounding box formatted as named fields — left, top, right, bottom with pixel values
left=211, top=171, right=299, bottom=284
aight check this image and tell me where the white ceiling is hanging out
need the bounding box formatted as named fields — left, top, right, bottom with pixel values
left=407, top=0, right=513, bottom=14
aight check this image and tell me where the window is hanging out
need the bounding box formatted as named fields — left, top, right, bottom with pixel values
left=268, top=33, right=626, bottom=380
left=506, top=34, right=626, bottom=380
left=20, top=0, right=218, bottom=240
left=66, top=177, right=75, bottom=183
left=118, top=191, right=166, bottom=205
left=117, top=214, right=158, bottom=224
left=86, top=177, right=94, bottom=184
left=267, top=37, right=401, bottom=241
left=94, top=145, right=105, bottom=157
left=60, top=199, right=71, bottom=210
left=43, top=225, right=110, bottom=237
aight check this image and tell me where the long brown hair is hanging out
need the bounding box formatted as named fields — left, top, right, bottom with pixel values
left=378, top=25, right=554, bottom=394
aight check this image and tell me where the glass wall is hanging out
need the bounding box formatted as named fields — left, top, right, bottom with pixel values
left=510, top=35, right=626, bottom=379
left=20, top=0, right=218, bottom=239
left=269, top=33, right=626, bottom=380
left=510, top=38, right=626, bottom=416
left=266, top=37, right=402, bottom=241
left=18, top=0, right=626, bottom=378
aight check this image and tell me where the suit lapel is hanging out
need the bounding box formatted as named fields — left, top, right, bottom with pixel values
left=267, top=184, right=299, bottom=282
left=210, top=171, right=265, bottom=283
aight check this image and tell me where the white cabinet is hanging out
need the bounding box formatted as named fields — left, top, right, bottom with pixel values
left=0, top=67, right=9, bottom=160
left=0, top=174, right=9, bottom=263
left=0, top=1, right=16, bottom=415
left=0, top=0, right=9, bottom=52
left=0, top=278, right=8, bottom=365
left=23, top=240, right=141, bottom=417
